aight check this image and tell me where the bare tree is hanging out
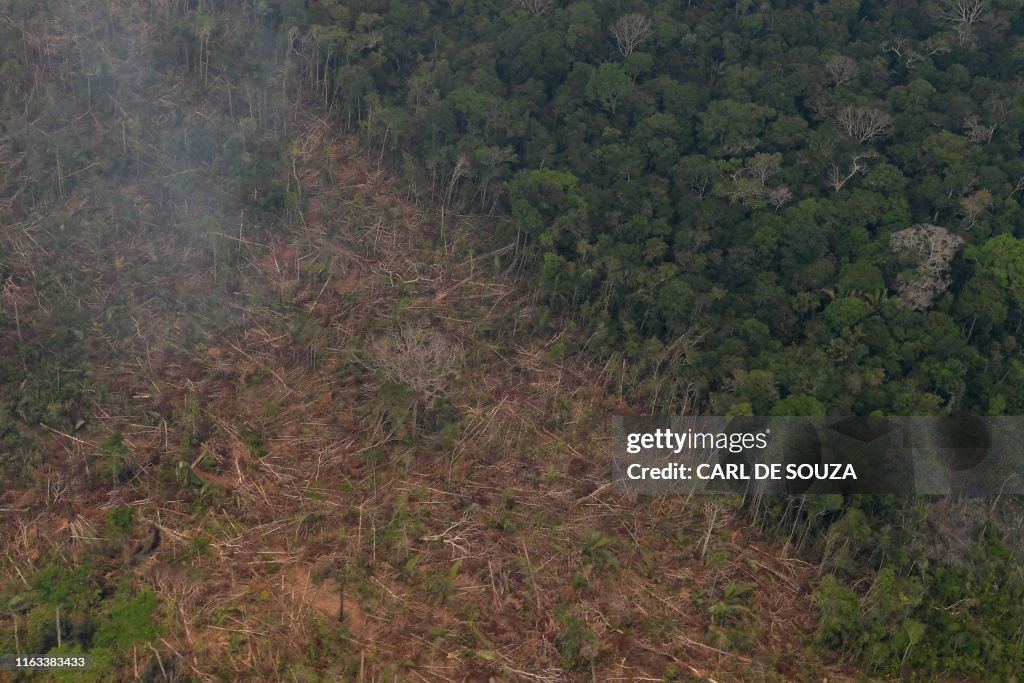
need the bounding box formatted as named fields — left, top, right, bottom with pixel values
left=745, top=153, right=781, bottom=186
left=1, top=275, right=25, bottom=343
left=678, top=156, right=714, bottom=198
left=836, top=106, right=894, bottom=143
left=890, top=224, right=964, bottom=310
left=964, top=115, right=996, bottom=144
left=880, top=38, right=928, bottom=70
left=511, top=0, right=557, bottom=16
left=609, top=13, right=652, bottom=57
left=825, top=55, right=858, bottom=87
left=768, top=186, right=792, bottom=211
left=903, top=50, right=924, bottom=69
left=827, top=151, right=876, bottom=191
left=936, top=0, right=988, bottom=45
left=699, top=501, right=731, bottom=561
left=1010, top=176, right=1024, bottom=198
left=960, top=189, right=993, bottom=227
left=720, top=137, right=758, bottom=157
left=369, top=322, right=463, bottom=436
left=923, top=34, right=952, bottom=56
left=985, top=96, right=1010, bottom=123
left=881, top=36, right=907, bottom=58
left=689, top=175, right=710, bottom=198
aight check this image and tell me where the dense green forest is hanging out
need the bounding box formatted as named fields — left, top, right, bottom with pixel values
left=2, top=0, right=1024, bottom=680
left=273, top=0, right=1024, bottom=416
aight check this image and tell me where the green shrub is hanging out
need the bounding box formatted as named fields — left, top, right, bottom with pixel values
left=98, top=432, right=132, bottom=483
left=706, top=580, right=758, bottom=651
left=190, top=536, right=212, bottom=557
left=581, top=531, right=620, bottom=573
left=93, top=589, right=162, bottom=649
left=105, top=506, right=135, bottom=537
left=811, top=575, right=860, bottom=652
left=97, top=432, right=128, bottom=455
left=425, top=559, right=462, bottom=605
left=242, top=430, right=267, bottom=458
left=554, top=605, right=599, bottom=670
left=30, top=562, right=101, bottom=612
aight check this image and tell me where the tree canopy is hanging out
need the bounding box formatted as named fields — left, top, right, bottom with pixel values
left=280, top=0, right=1024, bottom=416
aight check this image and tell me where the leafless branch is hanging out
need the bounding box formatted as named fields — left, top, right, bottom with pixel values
left=609, top=13, right=652, bottom=57
left=827, top=152, right=876, bottom=191
left=825, top=55, right=858, bottom=87
left=936, top=0, right=988, bottom=45
left=1010, top=177, right=1024, bottom=198
left=768, top=186, right=792, bottom=211
left=511, top=0, right=557, bottom=16
left=891, top=224, right=964, bottom=310
left=836, top=105, right=894, bottom=143
left=882, top=36, right=906, bottom=57
left=964, top=115, right=996, bottom=144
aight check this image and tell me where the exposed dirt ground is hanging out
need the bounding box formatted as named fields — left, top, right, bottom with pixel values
left=1, top=116, right=859, bottom=681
